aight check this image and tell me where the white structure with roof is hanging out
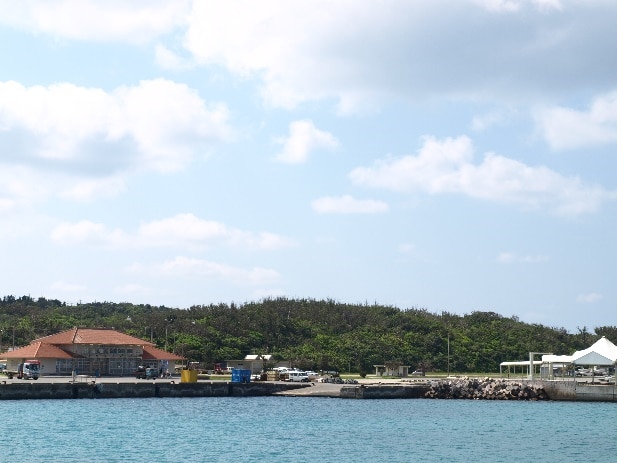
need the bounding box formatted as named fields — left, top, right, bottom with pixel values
left=539, top=336, right=617, bottom=380
left=571, top=336, right=617, bottom=365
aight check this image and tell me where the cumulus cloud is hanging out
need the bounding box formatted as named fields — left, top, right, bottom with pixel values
left=536, top=91, right=617, bottom=150
left=0, top=79, right=231, bottom=172
left=50, top=220, right=128, bottom=248
left=274, top=120, right=339, bottom=164
left=154, top=44, right=194, bottom=71
left=311, top=195, right=388, bottom=214
left=0, top=0, right=191, bottom=44
left=349, top=135, right=617, bottom=216
left=127, top=256, right=280, bottom=286
left=181, top=1, right=617, bottom=112
left=1, top=2, right=614, bottom=112
left=471, top=110, right=506, bottom=132
left=0, top=79, right=232, bottom=204
left=51, top=213, right=294, bottom=251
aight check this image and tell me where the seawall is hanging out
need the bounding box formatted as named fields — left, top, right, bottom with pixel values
left=0, top=380, right=309, bottom=400
left=539, top=379, right=617, bottom=402
left=342, top=378, right=617, bottom=402
left=3, top=378, right=617, bottom=402
left=340, top=383, right=429, bottom=399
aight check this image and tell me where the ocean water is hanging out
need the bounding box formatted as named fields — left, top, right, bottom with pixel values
left=0, top=397, right=615, bottom=462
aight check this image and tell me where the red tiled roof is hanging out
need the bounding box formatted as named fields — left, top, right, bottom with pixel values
left=1, top=342, right=74, bottom=359
left=33, top=327, right=154, bottom=346
left=142, top=345, right=184, bottom=361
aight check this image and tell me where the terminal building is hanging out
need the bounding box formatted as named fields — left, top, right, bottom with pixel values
left=0, top=327, right=183, bottom=377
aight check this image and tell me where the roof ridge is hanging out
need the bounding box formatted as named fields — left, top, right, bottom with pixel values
left=71, top=327, right=79, bottom=343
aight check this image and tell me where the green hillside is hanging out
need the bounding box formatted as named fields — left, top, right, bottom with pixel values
left=0, top=295, right=611, bottom=373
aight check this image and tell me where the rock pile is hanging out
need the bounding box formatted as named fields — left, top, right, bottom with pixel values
left=425, top=377, right=548, bottom=400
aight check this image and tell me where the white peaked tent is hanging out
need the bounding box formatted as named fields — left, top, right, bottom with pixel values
left=571, top=336, right=617, bottom=365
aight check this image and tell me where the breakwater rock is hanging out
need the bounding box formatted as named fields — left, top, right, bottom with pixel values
left=425, top=378, right=548, bottom=400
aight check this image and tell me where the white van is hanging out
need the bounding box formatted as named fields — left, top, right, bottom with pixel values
left=287, top=371, right=309, bottom=382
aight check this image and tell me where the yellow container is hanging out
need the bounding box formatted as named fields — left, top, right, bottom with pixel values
left=181, top=369, right=198, bottom=383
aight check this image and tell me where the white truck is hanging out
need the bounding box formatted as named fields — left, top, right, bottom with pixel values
left=287, top=371, right=309, bottom=382
left=3, top=359, right=41, bottom=380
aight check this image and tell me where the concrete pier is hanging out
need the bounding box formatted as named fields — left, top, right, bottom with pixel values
left=538, top=379, right=617, bottom=402
left=0, top=379, right=309, bottom=400
left=2, top=377, right=617, bottom=402
left=340, top=384, right=430, bottom=399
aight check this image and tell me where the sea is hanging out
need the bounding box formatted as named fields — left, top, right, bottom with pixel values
left=0, top=396, right=614, bottom=462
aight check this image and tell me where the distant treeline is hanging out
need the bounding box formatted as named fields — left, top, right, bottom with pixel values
left=1, top=295, right=615, bottom=373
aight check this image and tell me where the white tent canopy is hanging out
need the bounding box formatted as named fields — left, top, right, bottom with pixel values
left=542, top=354, right=573, bottom=363
left=571, top=336, right=617, bottom=366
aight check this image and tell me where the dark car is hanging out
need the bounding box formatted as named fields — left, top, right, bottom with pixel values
left=135, top=366, right=158, bottom=380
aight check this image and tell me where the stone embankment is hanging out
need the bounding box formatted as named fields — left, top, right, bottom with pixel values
left=425, top=377, right=548, bottom=400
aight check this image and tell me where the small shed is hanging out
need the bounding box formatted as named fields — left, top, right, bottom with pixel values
left=373, top=364, right=410, bottom=377
left=226, top=354, right=277, bottom=374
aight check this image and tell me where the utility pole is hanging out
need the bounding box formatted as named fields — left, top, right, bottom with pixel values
left=447, top=333, right=450, bottom=377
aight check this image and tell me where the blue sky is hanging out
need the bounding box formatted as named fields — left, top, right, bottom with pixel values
left=1, top=0, right=616, bottom=333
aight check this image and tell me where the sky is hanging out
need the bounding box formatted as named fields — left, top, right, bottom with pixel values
left=0, top=0, right=616, bottom=333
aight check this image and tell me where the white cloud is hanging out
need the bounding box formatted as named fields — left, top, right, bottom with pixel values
left=51, top=214, right=294, bottom=251
left=137, top=214, right=294, bottom=250
left=577, top=292, right=603, bottom=303
left=128, top=256, right=280, bottom=286
left=349, top=135, right=617, bottom=216
left=0, top=79, right=232, bottom=204
left=51, top=220, right=128, bottom=248
left=59, top=177, right=127, bottom=202
left=274, top=120, right=339, bottom=164
left=154, top=44, right=194, bottom=71
left=0, top=2, right=613, bottom=113
left=311, top=195, right=388, bottom=214
left=0, top=166, right=47, bottom=211
left=0, top=79, right=231, bottom=172
left=471, top=111, right=505, bottom=132
left=497, top=252, right=549, bottom=263
left=536, top=91, right=617, bottom=150
left=0, top=0, right=191, bottom=44
left=181, top=1, right=617, bottom=112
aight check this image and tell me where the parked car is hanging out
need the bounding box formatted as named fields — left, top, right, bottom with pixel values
left=305, top=371, right=320, bottom=379
left=287, top=371, right=310, bottom=382
left=412, top=369, right=425, bottom=376
left=135, top=366, right=158, bottom=379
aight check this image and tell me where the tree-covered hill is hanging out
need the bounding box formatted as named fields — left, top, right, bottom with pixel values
left=0, top=295, right=609, bottom=373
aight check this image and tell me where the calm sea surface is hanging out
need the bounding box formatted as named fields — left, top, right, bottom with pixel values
left=0, top=397, right=614, bottom=462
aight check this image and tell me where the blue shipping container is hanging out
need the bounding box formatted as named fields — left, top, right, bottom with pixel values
left=231, top=369, right=251, bottom=383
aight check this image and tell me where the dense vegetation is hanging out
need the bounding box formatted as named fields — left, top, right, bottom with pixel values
left=0, top=295, right=613, bottom=374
